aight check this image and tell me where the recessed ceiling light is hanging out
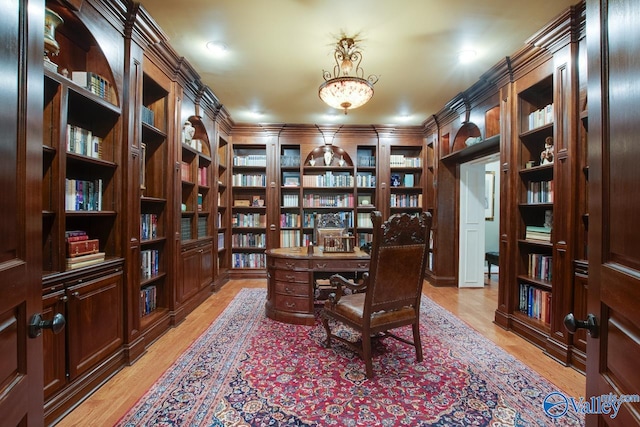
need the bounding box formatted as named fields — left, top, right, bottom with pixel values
left=458, top=49, right=477, bottom=64
left=206, top=41, right=228, bottom=56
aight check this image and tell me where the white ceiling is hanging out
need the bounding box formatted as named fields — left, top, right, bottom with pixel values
left=137, top=0, right=578, bottom=126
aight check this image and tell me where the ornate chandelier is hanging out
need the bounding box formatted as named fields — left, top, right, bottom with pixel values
left=319, top=36, right=379, bottom=114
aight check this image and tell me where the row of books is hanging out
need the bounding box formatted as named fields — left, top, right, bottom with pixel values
left=390, top=193, right=422, bottom=208
left=282, top=194, right=300, bottom=207
left=526, top=180, right=554, bottom=204
left=233, top=154, right=267, bottom=167
left=140, top=213, right=158, bottom=241
left=525, top=226, right=552, bottom=242
left=526, top=103, right=554, bottom=131
left=232, top=232, right=266, bottom=248
left=66, top=124, right=103, bottom=159
left=280, top=155, right=301, bottom=167
left=232, top=173, right=267, bottom=187
left=141, top=249, right=159, bottom=279
left=140, top=285, right=157, bottom=317
left=302, top=193, right=355, bottom=208
left=357, top=212, right=374, bottom=228
left=231, top=252, right=266, bottom=268
left=391, top=173, right=415, bottom=187
left=280, top=230, right=301, bottom=248
left=302, top=172, right=354, bottom=188
left=357, top=155, right=376, bottom=167
left=232, top=213, right=266, bottom=228
left=518, top=283, right=552, bottom=325
left=197, top=166, right=208, bottom=186
left=528, top=253, right=553, bottom=281
left=180, top=218, right=192, bottom=241
left=141, top=106, right=155, bottom=127
left=197, top=217, right=208, bottom=238
left=356, top=173, right=376, bottom=188
left=71, top=71, right=113, bottom=102
left=180, top=161, right=191, bottom=182
left=280, top=213, right=301, bottom=228
left=65, top=178, right=103, bottom=211
left=390, top=154, right=421, bottom=168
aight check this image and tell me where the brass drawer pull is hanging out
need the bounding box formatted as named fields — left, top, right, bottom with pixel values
left=315, top=263, right=327, bottom=269
left=285, top=301, right=296, bottom=308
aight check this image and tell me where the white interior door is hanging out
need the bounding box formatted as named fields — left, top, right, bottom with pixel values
left=459, top=161, right=485, bottom=288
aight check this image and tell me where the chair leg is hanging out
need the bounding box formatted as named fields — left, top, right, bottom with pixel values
left=322, top=315, right=332, bottom=348
left=362, top=334, right=374, bottom=378
left=412, top=322, right=423, bottom=362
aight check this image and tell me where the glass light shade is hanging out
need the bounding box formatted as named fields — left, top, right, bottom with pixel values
left=318, top=77, right=374, bottom=113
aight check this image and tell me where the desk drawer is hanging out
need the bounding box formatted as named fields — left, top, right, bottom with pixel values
left=273, top=258, right=309, bottom=270
left=311, top=260, right=369, bottom=271
left=274, top=269, right=309, bottom=284
left=274, top=294, right=311, bottom=313
left=274, top=280, right=310, bottom=297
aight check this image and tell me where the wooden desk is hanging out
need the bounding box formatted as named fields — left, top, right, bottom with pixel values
left=265, top=247, right=370, bottom=325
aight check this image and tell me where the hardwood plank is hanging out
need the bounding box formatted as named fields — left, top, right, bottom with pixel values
left=56, top=278, right=585, bottom=426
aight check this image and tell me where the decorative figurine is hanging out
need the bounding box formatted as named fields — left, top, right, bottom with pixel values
left=182, top=121, right=195, bottom=144
left=309, top=158, right=316, bottom=166
left=323, top=148, right=334, bottom=166
left=44, top=8, right=64, bottom=72
left=338, top=155, right=345, bottom=167
left=541, top=136, right=554, bottom=164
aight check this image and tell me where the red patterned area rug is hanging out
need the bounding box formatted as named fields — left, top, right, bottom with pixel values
left=117, top=288, right=584, bottom=426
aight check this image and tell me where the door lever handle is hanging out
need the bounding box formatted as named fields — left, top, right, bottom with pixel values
left=28, top=313, right=66, bottom=338
left=563, top=313, right=599, bottom=338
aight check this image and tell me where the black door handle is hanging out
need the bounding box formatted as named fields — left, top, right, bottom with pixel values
left=28, top=313, right=66, bottom=338
left=563, top=313, right=599, bottom=338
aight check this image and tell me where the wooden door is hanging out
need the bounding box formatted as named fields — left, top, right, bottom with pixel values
left=585, top=0, right=640, bottom=425
left=458, top=161, right=485, bottom=288
left=0, top=0, right=45, bottom=424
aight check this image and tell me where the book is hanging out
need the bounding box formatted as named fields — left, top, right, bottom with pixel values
left=66, top=251, right=106, bottom=264
left=66, top=252, right=106, bottom=269
left=67, top=238, right=100, bottom=257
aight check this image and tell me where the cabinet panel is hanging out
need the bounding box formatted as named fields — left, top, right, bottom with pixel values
left=179, top=247, right=200, bottom=303
left=66, top=270, right=123, bottom=380
left=42, top=286, right=67, bottom=400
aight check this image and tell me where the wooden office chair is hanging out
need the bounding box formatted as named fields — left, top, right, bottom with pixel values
left=321, top=211, right=432, bottom=378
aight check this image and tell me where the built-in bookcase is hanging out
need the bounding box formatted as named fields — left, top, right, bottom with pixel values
left=180, top=117, right=212, bottom=242
left=280, top=145, right=303, bottom=247
left=42, top=4, right=122, bottom=276
left=138, top=66, right=170, bottom=330
left=231, top=145, right=267, bottom=269
left=301, top=146, right=356, bottom=246
left=389, top=146, right=424, bottom=215
left=216, top=134, right=230, bottom=278
left=354, top=146, right=377, bottom=247
left=514, top=74, right=555, bottom=334
left=41, top=2, right=125, bottom=423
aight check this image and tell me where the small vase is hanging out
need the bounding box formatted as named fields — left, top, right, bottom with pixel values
left=338, top=155, right=345, bottom=167
left=309, top=158, right=316, bottom=166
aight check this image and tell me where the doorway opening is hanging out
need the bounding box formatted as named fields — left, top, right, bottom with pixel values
left=458, top=153, right=500, bottom=288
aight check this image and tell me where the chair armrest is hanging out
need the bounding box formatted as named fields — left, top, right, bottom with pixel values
left=327, top=273, right=368, bottom=305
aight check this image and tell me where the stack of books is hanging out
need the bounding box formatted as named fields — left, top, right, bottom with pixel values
left=65, top=230, right=105, bottom=269
left=525, top=226, right=552, bottom=242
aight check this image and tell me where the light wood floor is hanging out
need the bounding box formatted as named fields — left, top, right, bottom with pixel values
left=56, top=277, right=586, bottom=426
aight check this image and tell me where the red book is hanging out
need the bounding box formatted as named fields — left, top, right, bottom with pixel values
left=67, top=238, right=100, bottom=257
